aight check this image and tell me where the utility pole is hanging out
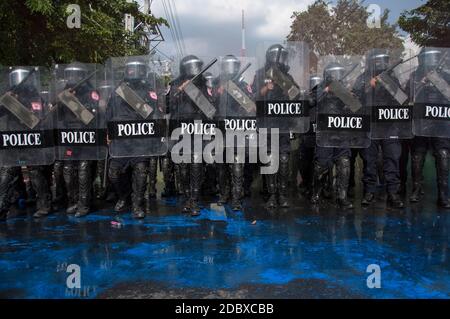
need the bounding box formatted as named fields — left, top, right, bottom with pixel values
left=124, top=0, right=135, bottom=32
left=241, top=9, right=246, bottom=57
left=124, top=0, right=164, bottom=54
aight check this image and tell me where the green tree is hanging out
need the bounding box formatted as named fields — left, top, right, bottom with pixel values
left=288, top=0, right=404, bottom=59
left=398, top=0, right=450, bottom=47
left=0, top=0, right=168, bottom=66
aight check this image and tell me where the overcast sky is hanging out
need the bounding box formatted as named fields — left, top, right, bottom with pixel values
left=144, top=0, right=424, bottom=59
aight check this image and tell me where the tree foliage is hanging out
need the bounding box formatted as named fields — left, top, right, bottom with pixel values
left=288, top=0, right=404, bottom=58
left=0, top=0, right=168, bottom=66
left=398, top=0, right=450, bottom=47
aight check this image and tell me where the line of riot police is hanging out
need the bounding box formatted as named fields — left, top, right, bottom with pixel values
left=0, top=44, right=449, bottom=221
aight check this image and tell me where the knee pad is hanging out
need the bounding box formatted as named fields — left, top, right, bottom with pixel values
left=79, top=161, right=90, bottom=171
left=63, top=162, right=75, bottom=175
left=437, top=148, right=449, bottom=161
left=108, top=164, right=121, bottom=180
left=280, top=153, right=289, bottom=164
left=337, top=156, right=351, bottom=170
left=133, top=162, right=148, bottom=177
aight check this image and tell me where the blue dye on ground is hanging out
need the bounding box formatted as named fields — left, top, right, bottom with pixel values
left=0, top=196, right=449, bottom=299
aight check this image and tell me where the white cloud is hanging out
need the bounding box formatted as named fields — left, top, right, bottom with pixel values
left=150, top=0, right=313, bottom=56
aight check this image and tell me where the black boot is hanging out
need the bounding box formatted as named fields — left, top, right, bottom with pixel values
left=114, top=199, right=127, bottom=212
left=231, top=162, right=244, bottom=211
left=178, top=163, right=191, bottom=213
left=108, top=162, right=129, bottom=213
left=243, top=164, right=254, bottom=197
left=336, top=157, right=354, bottom=210
left=93, top=160, right=106, bottom=200
left=174, top=163, right=185, bottom=196
left=261, top=175, right=269, bottom=199
left=75, top=161, right=92, bottom=218
left=361, top=192, right=375, bottom=206
left=33, top=194, right=52, bottom=218
left=436, top=149, right=450, bottom=208
left=278, top=154, right=290, bottom=208
left=387, top=192, right=405, bottom=209
left=29, top=167, right=52, bottom=218
left=52, top=161, right=66, bottom=211
left=410, top=153, right=425, bottom=203
left=265, top=174, right=277, bottom=209
left=311, top=163, right=327, bottom=205
left=190, top=163, right=203, bottom=216
left=147, top=157, right=158, bottom=200
left=0, top=167, right=17, bottom=219
left=399, top=183, right=407, bottom=198
left=217, top=164, right=230, bottom=206
left=161, top=157, right=176, bottom=197
left=323, top=170, right=334, bottom=199
left=131, top=162, right=148, bottom=219
left=63, top=162, right=78, bottom=214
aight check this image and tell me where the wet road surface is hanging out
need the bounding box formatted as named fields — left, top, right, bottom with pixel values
left=0, top=191, right=449, bottom=299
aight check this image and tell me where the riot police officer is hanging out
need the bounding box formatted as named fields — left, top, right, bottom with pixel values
left=54, top=62, right=102, bottom=217
left=355, top=50, right=405, bottom=209
left=0, top=68, right=53, bottom=219
left=409, top=48, right=450, bottom=208
left=311, top=62, right=353, bottom=209
left=169, top=55, right=212, bottom=216
left=215, top=55, right=255, bottom=210
left=299, top=75, right=321, bottom=198
left=107, top=57, right=165, bottom=219
left=253, top=44, right=292, bottom=209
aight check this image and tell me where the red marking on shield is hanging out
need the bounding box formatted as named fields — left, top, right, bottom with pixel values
left=91, top=91, right=100, bottom=101
left=149, top=91, right=158, bottom=100
left=31, top=102, right=42, bottom=111
left=66, top=149, right=73, bottom=157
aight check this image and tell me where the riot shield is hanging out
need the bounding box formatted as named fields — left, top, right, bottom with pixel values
left=365, top=49, right=414, bottom=140
left=169, top=56, right=219, bottom=160
left=300, top=75, right=322, bottom=148
left=216, top=56, right=258, bottom=162
left=97, top=65, right=114, bottom=112
left=51, top=62, right=107, bottom=160
left=106, top=56, right=168, bottom=158
left=255, top=41, right=310, bottom=134
left=412, top=47, right=450, bottom=138
left=0, top=66, right=55, bottom=167
left=315, top=55, right=371, bottom=148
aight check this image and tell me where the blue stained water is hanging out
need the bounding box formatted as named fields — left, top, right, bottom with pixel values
left=0, top=199, right=449, bottom=299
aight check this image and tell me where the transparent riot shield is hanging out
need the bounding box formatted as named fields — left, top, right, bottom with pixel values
left=255, top=41, right=310, bottom=134
left=315, top=55, right=370, bottom=148
left=300, top=74, right=322, bottom=148
left=106, top=56, right=168, bottom=158
left=51, top=62, right=107, bottom=160
left=301, top=99, right=318, bottom=148
left=97, top=65, right=114, bottom=113
left=169, top=56, right=219, bottom=160
left=0, top=66, right=55, bottom=167
left=365, top=49, right=414, bottom=140
left=412, top=47, right=450, bottom=138
left=216, top=56, right=258, bottom=162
